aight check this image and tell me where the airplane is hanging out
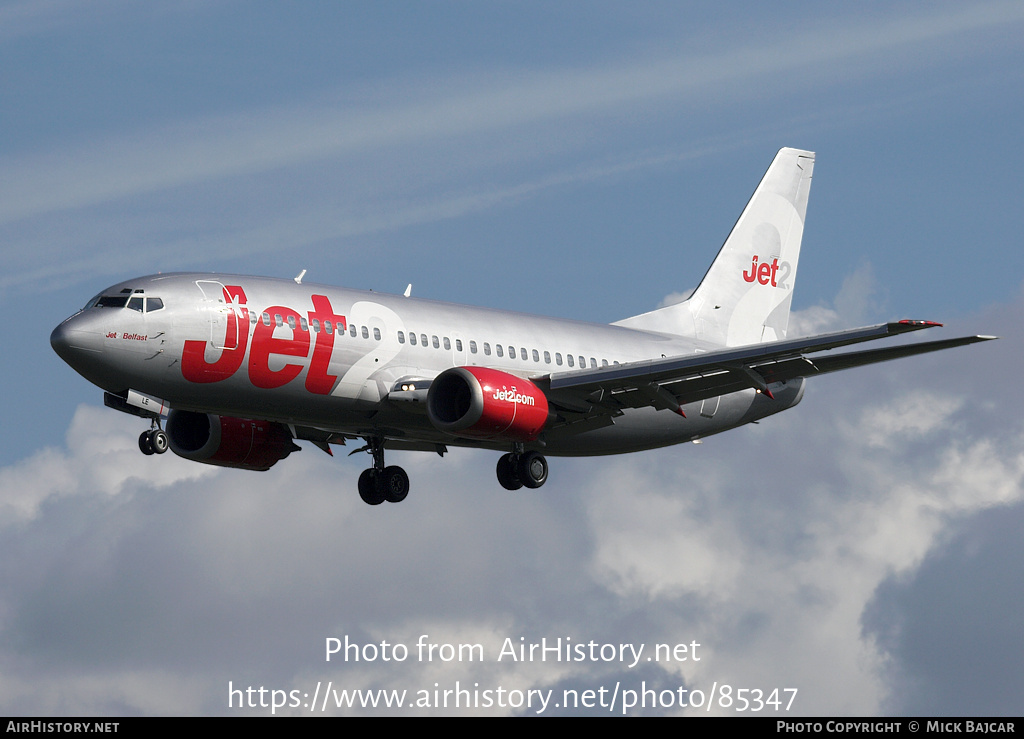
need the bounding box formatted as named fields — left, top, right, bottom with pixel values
left=50, top=148, right=995, bottom=506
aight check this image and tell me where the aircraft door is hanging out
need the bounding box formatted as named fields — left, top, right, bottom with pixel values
left=195, top=280, right=241, bottom=350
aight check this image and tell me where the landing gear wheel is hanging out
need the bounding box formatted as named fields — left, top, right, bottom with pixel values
left=150, top=429, right=169, bottom=454
left=496, top=453, right=523, bottom=490
left=358, top=469, right=386, bottom=506
left=382, top=466, right=410, bottom=503
left=356, top=437, right=410, bottom=505
left=518, top=451, right=548, bottom=489
left=138, top=431, right=155, bottom=456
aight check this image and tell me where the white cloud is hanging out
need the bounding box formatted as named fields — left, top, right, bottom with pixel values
left=656, top=290, right=694, bottom=309
left=0, top=405, right=211, bottom=523
left=582, top=399, right=1024, bottom=714
left=1, top=350, right=1020, bottom=716
left=788, top=263, right=885, bottom=337
left=857, top=392, right=964, bottom=447
left=586, top=459, right=747, bottom=603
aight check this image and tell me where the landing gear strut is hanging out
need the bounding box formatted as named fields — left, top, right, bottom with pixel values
left=496, top=448, right=548, bottom=490
left=357, top=437, right=409, bottom=505
left=138, top=421, right=168, bottom=456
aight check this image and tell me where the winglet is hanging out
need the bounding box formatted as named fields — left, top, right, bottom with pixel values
left=898, top=319, right=942, bottom=327
left=888, top=320, right=944, bottom=336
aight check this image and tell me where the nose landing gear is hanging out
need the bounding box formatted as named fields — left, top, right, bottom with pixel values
left=138, top=422, right=168, bottom=456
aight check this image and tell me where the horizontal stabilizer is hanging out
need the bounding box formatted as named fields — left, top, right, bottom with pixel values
left=770, top=334, right=997, bottom=378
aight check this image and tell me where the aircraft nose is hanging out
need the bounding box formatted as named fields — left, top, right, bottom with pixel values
left=50, top=321, right=74, bottom=363
left=50, top=312, right=104, bottom=364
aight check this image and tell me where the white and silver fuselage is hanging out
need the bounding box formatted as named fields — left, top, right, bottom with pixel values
left=51, top=272, right=800, bottom=456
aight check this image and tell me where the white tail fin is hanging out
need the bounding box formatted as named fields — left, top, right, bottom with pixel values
left=614, top=148, right=814, bottom=346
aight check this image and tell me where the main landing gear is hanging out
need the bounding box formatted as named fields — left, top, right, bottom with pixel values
left=356, top=437, right=410, bottom=506
left=138, top=422, right=168, bottom=456
left=496, top=448, right=548, bottom=490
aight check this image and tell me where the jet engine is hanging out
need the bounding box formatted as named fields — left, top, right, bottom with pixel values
left=427, top=367, right=550, bottom=441
left=165, top=410, right=298, bottom=471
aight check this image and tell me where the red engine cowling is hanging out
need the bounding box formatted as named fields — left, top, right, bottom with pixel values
left=166, top=410, right=297, bottom=471
left=426, top=367, right=550, bottom=441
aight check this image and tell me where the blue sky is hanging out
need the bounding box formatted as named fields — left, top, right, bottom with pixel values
left=2, top=1, right=1023, bottom=715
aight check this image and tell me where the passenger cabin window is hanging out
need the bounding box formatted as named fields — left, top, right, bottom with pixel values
left=363, top=327, right=370, bottom=340
left=483, top=343, right=491, bottom=356
left=410, top=333, right=417, bottom=346
left=398, top=331, right=405, bottom=344
left=374, top=327, right=381, bottom=341
left=443, top=337, right=450, bottom=350
left=496, top=345, right=504, bottom=358
left=469, top=340, right=478, bottom=354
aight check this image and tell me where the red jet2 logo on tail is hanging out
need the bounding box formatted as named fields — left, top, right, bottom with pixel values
left=181, top=285, right=348, bottom=394
left=742, top=255, right=780, bottom=286
left=742, top=255, right=792, bottom=289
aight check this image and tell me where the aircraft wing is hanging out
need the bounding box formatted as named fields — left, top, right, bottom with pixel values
left=532, top=321, right=996, bottom=417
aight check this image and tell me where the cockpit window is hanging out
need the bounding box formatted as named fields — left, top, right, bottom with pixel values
left=86, top=290, right=165, bottom=312
left=95, top=295, right=129, bottom=308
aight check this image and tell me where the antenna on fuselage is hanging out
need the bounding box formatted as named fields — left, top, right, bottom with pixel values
left=404, top=284, right=412, bottom=297
left=294, top=269, right=307, bottom=284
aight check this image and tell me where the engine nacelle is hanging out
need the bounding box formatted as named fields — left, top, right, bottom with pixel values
left=166, top=410, right=297, bottom=471
left=427, top=367, right=550, bottom=441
